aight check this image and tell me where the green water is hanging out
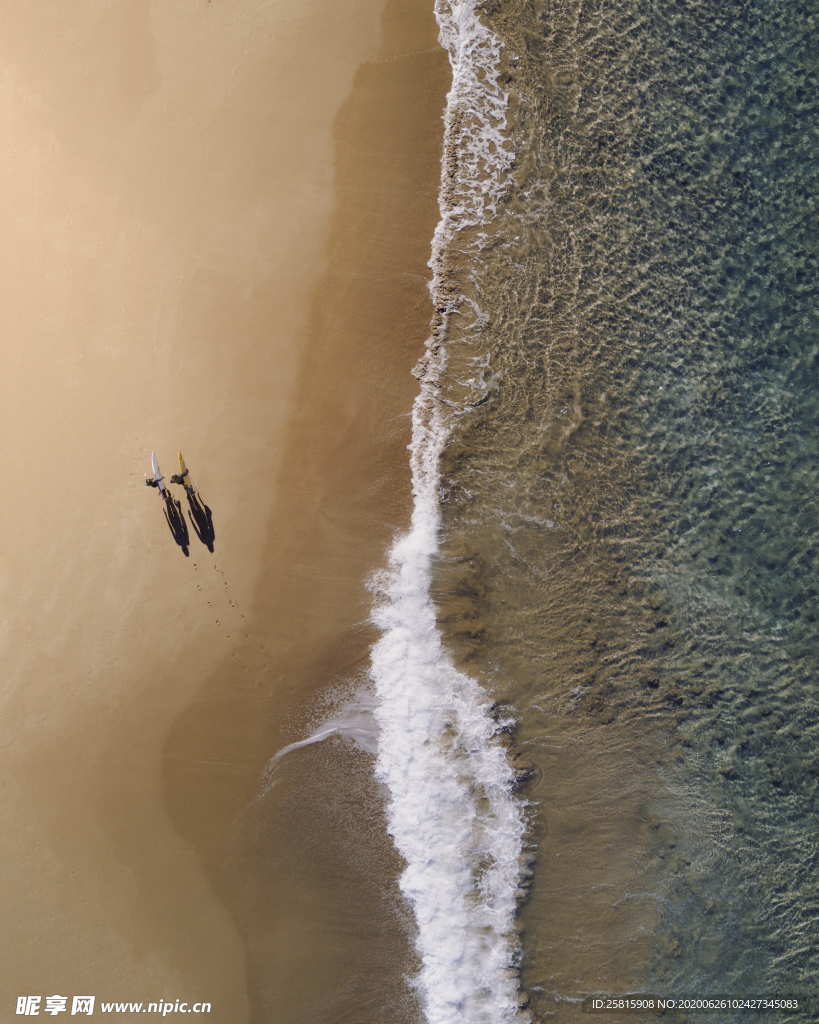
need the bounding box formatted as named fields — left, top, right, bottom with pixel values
left=433, top=1, right=817, bottom=1019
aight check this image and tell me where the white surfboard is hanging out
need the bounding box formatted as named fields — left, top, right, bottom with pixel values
left=149, top=452, right=165, bottom=490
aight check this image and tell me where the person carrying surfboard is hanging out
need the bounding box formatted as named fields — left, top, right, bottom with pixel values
left=144, top=451, right=168, bottom=493
left=171, top=451, right=215, bottom=553
left=146, top=452, right=190, bottom=557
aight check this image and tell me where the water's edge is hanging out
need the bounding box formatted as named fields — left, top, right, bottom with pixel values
left=367, top=4, right=530, bottom=1023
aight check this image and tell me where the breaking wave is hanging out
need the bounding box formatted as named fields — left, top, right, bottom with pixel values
left=368, top=4, right=528, bottom=1023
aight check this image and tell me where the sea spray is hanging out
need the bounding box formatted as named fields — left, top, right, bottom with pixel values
left=368, top=3, right=527, bottom=1022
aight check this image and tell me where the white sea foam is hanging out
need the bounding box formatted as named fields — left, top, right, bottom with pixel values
left=368, top=4, right=527, bottom=1022
left=270, top=691, right=379, bottom=762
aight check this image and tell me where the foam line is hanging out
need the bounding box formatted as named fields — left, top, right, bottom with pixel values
left=368, top=4, right=527, bottom=1022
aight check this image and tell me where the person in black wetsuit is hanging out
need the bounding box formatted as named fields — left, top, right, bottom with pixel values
left=170, top=466, right=215, bottom=553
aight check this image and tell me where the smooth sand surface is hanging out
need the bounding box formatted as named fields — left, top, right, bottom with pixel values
left=0, top=1, right=446, bottom=1020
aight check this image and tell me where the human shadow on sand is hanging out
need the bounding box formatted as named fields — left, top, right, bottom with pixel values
left=182, top=487, right=215, bottom=553
left=162, top=492, right=190, bottom=557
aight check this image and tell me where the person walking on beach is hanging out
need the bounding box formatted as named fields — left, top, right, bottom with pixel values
left=171, top=451, right=215, bottom=553
left=145, top=452, right=190, bottom=557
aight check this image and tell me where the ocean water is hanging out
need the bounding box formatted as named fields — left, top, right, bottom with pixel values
left=368, top=0, right=817, bottom=1022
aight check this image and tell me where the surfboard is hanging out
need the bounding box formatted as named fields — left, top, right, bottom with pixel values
left=149, top=452, right=166, bottom=490
left=178, top=450, right=194, bottom=490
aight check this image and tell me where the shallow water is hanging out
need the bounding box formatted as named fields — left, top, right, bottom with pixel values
left=423, top=0, right=817, bottom=1019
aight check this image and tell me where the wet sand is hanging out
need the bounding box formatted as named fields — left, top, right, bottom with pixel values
left=0, top=2, right=447, bottom=1021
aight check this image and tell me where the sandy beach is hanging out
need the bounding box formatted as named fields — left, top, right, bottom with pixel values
left=0, top=2, right=447, bottom=1020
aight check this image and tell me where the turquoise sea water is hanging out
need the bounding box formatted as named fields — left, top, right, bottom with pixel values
left=431, top=0, right=817, bottom=1018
